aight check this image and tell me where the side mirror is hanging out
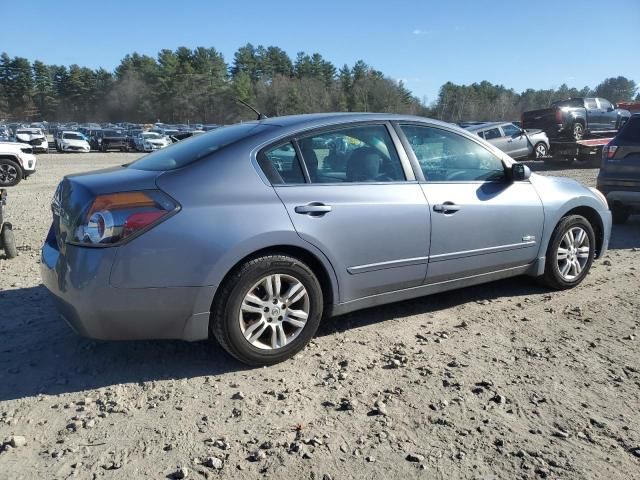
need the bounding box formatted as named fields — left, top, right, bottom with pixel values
left=511, top=163, right=531, bottom=181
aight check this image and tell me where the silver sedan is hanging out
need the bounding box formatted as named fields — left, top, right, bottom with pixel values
left=41, top=113, right=610, bottom=365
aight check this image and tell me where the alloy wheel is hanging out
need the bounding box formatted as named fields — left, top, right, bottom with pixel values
left=535, top=143, right=547, bottom=158
left=238, top=274, right=310, bottom=350
left=0, top=163, right=18, bottom=184
left=556, top=226, right=590, bottom=281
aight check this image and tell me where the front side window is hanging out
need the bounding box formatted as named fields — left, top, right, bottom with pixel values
left=585, top=98, right=597, bottom=109
left=598, top=98, right=612, bottom=110
left=261, top=142, right=305, bottom=184
left=501, top=124, right=521, bottom=137
left=296, top=124, right=405, bottom=183
left=400, top=125, right=505, bottom=182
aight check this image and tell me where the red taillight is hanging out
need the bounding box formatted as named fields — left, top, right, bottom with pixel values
left=71, top=190, right=177, bottom=246
left=123, top=210, right=167, bottom=237
left=602, top=145, right=618, bottom=162
left=555, top=108, right=563, bottom=123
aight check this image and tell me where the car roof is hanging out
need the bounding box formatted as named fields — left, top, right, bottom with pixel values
left=234, top=112, right=460, bottom=134
left=464, top=122, right=511, bottom=132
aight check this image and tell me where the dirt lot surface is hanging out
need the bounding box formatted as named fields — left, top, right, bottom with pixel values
left=1, top=153, right=639, bottom=480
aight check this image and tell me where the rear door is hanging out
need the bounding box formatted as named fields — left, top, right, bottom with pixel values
left=397, top=123, right=544, bottom=283
left=585, top=98, right=602, bottom=131
left=263, top=122, right=431, bottom=303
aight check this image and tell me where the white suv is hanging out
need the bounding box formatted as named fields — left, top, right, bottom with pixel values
left=0, top=142, right=37, bottom=187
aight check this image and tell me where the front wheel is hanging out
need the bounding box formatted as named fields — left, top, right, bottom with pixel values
left=572, top=122, right=585, bottom=141
left=211, top=255, right=323, bottom=365
left=0, top=158, right=22, bottom=187
left=532, top=142, right=548, bottom=159
left=539, top=215, right=595, bottom=289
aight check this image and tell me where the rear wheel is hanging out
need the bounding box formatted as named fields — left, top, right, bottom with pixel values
left=572, top=122, right=585, bottom=141
left=1, top=223, right=18, bottom=259
left=612, top=205, right=631, bottom=225
left=211, top=254, right=323, bottom=365
left=539, top=215, right=595, bottom=289
left=0, top=158, right=22, bottom=187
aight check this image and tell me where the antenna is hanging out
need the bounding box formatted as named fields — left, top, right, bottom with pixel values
left=235, top=98, right=268, bottom=120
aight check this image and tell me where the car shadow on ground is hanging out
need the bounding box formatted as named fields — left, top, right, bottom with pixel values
left=0, top=284, right=245, bottom=402
left=0, top=276, right=546, bottom=403
left=1, top=223, right=636, bottom=403
left=318, top=275, right=546, bottom=338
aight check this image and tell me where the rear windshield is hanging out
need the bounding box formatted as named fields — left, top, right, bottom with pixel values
left=551, top=99, right=584, bottom=108
left=103, top=130, right=124, bottom=136
left=63, top=133, right=84, bottom=140
left=618, top=116, right=640, bottom=142
left=127, top=122, right=274, bottom=171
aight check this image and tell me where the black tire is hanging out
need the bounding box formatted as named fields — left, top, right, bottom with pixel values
left=1, top=223, right=18, bottom=259
left=539, top=215, right=595, bottom=290
left=572, top=122, right=585, bottom=141
left=211, top=254, right=323, bottom=366
left=532, top=142, right=548, bottom=159
left=0, top=158, right=23, bottom=187
left=612, top=205, right=631, bottom=225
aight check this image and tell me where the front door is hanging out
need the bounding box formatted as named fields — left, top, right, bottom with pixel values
left=500, top=123, right=529, bottom=159
left=397, top=123, right=544, bottom=283
left=263, top=123, right=431, bottom=303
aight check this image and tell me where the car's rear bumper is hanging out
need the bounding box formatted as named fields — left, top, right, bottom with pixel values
left=40, top=228, right=214, bottom=342
left=597, top=181, right=640, bottom=209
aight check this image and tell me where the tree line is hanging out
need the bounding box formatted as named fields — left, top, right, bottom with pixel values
left=0, top=46, right=637, bottom=124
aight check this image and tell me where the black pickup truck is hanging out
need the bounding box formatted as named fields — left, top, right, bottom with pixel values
left=522, top=97, right=630, bottom=141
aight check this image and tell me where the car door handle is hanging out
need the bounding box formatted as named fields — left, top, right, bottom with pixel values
left=294, top=203, right=332, bottom=215
left=433, top=203, right=461, bottom=214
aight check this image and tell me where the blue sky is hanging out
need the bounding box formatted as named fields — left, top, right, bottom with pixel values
left=1, top=0, right=638, bottom=103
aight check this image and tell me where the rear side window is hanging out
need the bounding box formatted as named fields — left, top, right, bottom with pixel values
left=128, top=123, right=273, bottom=171
left=297, top=124, right=405, bottom=183
left=260, top=142, right=305, bottom=184
left=618, top=117, right=640, bottom=141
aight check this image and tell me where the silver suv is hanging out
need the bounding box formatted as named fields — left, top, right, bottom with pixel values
left=466, top=122, right=550, bottom=159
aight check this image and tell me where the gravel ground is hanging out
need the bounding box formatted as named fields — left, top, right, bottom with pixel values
left=1, top=153, right=639, bottom=479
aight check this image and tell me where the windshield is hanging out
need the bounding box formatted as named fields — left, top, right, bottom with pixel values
left=63, top=133, right=85, bottom=140
left=143, top=132, right=162, bottom=139
left=17, top=129, right=42, bottom=135
left=128, top=123, right=273, bottom=171
left=104, top=130, right=124, bottom=136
